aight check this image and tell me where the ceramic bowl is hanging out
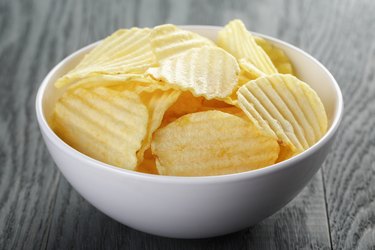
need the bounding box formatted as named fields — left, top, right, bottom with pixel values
left=36, top=25, right=343, bottom=239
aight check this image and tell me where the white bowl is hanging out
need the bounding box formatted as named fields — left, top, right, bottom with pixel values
left=35, top=26, right=343, bottom=239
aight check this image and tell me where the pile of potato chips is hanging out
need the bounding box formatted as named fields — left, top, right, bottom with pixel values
left=52, top=19, right=327, bottom=176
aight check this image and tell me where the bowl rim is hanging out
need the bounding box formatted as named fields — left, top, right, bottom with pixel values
left=35, top=25, right=344, bottom=184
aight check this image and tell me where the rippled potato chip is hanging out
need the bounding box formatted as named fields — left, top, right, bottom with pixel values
left=254, top=36, right=295, bottom=75
left=228, top=58, right=267, bottom=103
left=239, top=58, right=266, bottom=83
left=68, top=74, right=171, bottom=94
left=136, top=89, right=181, bottom=162
left=52, top=21, right=327, bottom=176
left=237, top=74, right=327, bottom=161
left=68, top=74, right=150, bottom=90
left=55, top=28, right=156, bottom=88
left=52, top=87, right=148, bottom=169
left=147, top=47, right=240, bottom=100
left=150, top=24, right=215, bottom=62
left=151, top=110, right=279, bottom=176
left=217, top=19, right=278, bottom=75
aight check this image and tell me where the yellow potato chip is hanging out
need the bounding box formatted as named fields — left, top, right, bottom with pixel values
left=160, top=114, right=178, bottom=129
left=52, top=87, right=148, bottom=169
left=150, top=24, right=215, bottom=61
left=151, top=110, right=279, bottom=176
left=198, top=106, right=245, bottom=117
left=147, top=47, right=240, bottom=99
left=136, top=89, right=181, bottom=162
left=164, top=91, right=204, bottom=118
left=55, top=28, right=156, bottom=88
left=238, top=72, right=251, bottom=86
left=161, top=95, right=239, bottom=128
left=254, top=36, right=295, bottom=75
left=160, top=91, right=205, bottom=127
left=228, top=58, right=267, bottom=103
left=201, top=98, right=233, bottom=109
left=137, top=148, right=158, bottom=175
left=217, top=19, right=278, bottom=75
left=68, top=74, right=170, bottom=93
left=239, top=58, right=266, bottom=83
left=237, top=74, right=328, bottom=161
left=161, top=93, right=235, bottom=128
left=68, top=74, right=147, bottom=90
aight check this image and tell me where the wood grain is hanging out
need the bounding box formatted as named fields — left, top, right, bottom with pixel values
left=312, top=1, right=375, bottom=249
left=0, top=0, right=373, bottom=249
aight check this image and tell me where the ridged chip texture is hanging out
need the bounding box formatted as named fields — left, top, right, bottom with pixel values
left=136, top=89, right=181, bottom=162
left=239, top=58, right=266, bottom=83
left=68, top=74, right=149, bottom=90
left=68, top=74, right=171, bottom=93
left=55, top=28, right=156, bottom=88
left=230, top=58, right=267, bottom=100
left=52, top=87, right=148, bottom=169
left=150, top=24, right=215, bottom=61
left=217, top=19, right=278, bottom=75
left=225, top=59, right=266, bottom=104
left=151, top=110, right=279, bottom=176
left=254, top=36, right=295, bottom=75
left=237, top=74, right=328, bottom=161
left=147, top=47, right=240, bottom=99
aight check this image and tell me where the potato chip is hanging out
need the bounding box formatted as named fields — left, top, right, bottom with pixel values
left=198, top=105, right=245, bottom=117
left=147, top=47, right=240, bottom=99
left=239, top=58, right=266, bottom=82
left=68, top=74, right=147, bottom=90
left=237, top=74, right=327, bottom=161
left=52, top=87, right=148, bottom=169
left=137, top=148, right=158, bottom=174
left=68, top=74, right=171, bottom=93
left=164, top=91, right=204, bottom=118
left=238, top=72, right=251, bottom=86
left=51, top=21, right=328, bottom=176
left=197, top=98, right=247, bottom=116
left=150, top=24, right=215, bottom=61
left=217, top=19, right=278, bottom=75
left=160, top=92, right=203, bottom=127
left=151, top=110, right=279, bottom=176
left=161, top=95, right=239, bottom=128
left=160, top=114, right=178, bottom=129
left=136, top=89, right=181, bottom=162
left=229, top=58, right=267, bottom=102
left=55, top=28, right=156, bottom=88
left=201, top=98, right=233, bottom=109
left=254, top=36, right=295, bottom=75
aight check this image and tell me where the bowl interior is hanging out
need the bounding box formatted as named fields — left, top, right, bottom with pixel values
left=39, top=25, right=342, bottom=171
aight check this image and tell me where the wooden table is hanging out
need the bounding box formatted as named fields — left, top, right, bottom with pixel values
left=1, top=0, right=374, bottom=249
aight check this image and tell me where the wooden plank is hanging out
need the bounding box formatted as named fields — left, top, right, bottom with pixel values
left=311, top=1, right=375, bottom=249
left=0, top=0, right=63, bottom=249
left=245, top=173, right=331, bottom=249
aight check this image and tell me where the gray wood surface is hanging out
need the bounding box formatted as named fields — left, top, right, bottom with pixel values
left=0, top=0, right=373, bottom=249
